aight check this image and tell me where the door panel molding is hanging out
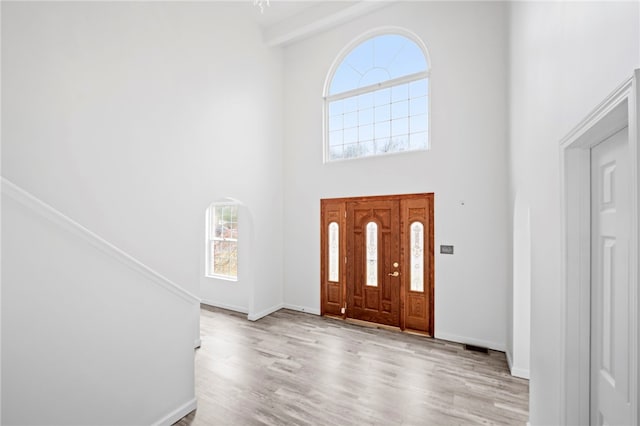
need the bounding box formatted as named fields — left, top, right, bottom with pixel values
left=321, top=193, right=434, bottom=335
left=320, top=199, right=346, bottom=317
left=559, top=71, right=639, bottom=426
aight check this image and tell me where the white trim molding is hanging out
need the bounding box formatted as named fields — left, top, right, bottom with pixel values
left=151, top=398, right=197, bottom=426
left=283, top=303, right=321, bottom=316
left=1, top=178, right=201, bottom=305
left=200, top=300, right=248, bottom=315
left=435, top=331, right=506, bottom=353
left=263, top=1, right=398, bottom=47
left=506, top=350, right=530, bottom=380
left=559, top=71, right=639, bottom=426
left=248, top=303, right=284, bottom=322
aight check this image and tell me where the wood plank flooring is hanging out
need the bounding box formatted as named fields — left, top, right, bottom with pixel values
left=175, top=306, right=529, bottom=425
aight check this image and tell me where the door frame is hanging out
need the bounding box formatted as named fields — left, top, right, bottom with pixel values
left=320, top=193, right=434, bottom=335
left=559, top=71, right=639, bottom=425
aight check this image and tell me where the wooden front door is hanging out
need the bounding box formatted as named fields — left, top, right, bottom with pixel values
left=321, top=194, right=434, bottom=335
left=347, top=199, right=401, bottom=327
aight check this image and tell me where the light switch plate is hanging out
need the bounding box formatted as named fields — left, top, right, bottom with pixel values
left=440, top=245, right=454, bottom=254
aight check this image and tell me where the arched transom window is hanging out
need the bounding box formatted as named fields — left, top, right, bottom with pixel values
left=325, top=32, right=430, bottom=162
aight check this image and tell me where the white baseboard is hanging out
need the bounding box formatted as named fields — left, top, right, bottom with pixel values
left=283, top=303, right=321, bottom=315
left=435, top=331, right=506, bottom=352
left=152, top=397, right=197, bottom=426
left=200, top=299, right=248, bottom=314
left=511, top=367, right=530, bottom=379
left=248, top=303, right=284, bottom=321
left=506, top=348, right=530, bottom=379
left=506, top=349, right=514, bottom=370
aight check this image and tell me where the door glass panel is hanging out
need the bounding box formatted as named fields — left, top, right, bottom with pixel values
left=410, top=222, right=424, bottom=292
left=366, top=222, right=378, bottom=287
left=328, top=222, right=339, bottom=282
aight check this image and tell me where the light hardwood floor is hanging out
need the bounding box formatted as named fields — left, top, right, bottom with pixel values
left=175, top=306, right=529, bottom=425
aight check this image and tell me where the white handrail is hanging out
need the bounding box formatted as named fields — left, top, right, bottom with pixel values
left=1, top=177, right=200, bottom=305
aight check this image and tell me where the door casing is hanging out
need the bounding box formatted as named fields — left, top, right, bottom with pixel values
left=320, top=193, right=434, bottom=335
left=560, top=72, right=639, bottom=425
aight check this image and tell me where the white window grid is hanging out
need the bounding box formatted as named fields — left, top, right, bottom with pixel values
left=206, top=203, right=238, bottom=280
left=325, top=71, right=430, bottom=162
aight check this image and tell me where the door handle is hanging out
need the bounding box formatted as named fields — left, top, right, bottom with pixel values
left=388, top=271, right=399, bottom=277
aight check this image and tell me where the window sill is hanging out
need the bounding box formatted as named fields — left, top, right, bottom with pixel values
left=205, top=274, right=238, bottom=282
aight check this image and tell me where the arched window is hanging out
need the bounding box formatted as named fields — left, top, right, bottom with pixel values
left=325, top=31, right=430, bottom=161
left=206, top=202, right=239, bottom=280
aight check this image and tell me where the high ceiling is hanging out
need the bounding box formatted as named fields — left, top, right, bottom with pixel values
left=251, top=1, right=325, bottom=28
left=250, top=1, right=395, bottom=47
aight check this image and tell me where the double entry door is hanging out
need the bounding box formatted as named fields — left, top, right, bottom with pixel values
left=321, top=194, right=434, bottom=334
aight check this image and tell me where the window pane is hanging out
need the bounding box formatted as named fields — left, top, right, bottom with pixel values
left=366, top=222, right=378, bottom=287
left=329, top=130, right=343, bottom=147
left=360, top=140, right=375, bottom=156
left=391, top=118, right=409, bottom=137
left=410, top=114, right=428, bottom=133
left=328, top=222, right=339, bottom=282
left=374, top=87, right=391, bottom=106
left=374, top=105, right=391, bottom=122
left=359, top=108, right=373, bottom=125
left=409, top=78, right=428, bottom=98
left=209, top=209, right=217, bottom=239
left=360, top=68, right=391, bottom=88
left=344, top=127, right=358, bottom=144
left=409, top=96, right=427, bottom=116
left=344, top=96, right=358, bottom=113
left=228, top=207, right=238, bottom=239
left=329, top=146, right=343, bottom=160
left=329, top=34, right=428, bottom=96
left=329, top=114, right=343, bottom=130
left=388, top=40, right=427, bottom=79
left=209, top=204, right=239, bottom=279
left=330, top=63, right=361, bottom=95
left=358, top=92, right=374, bottom=110
left=359, top=124, right=374, bottom=141
left=409, top=132, right=428, bottom=150
left=326, top=34, right=429, bottom=161
left=344, top=111, right=358, bottom=129
left=375, top=121, right=391, bottom=139
left=213, top=240, right=237, bottom=278
left=344, top=37, right=374, bottom=75
left=410, top=222, right=424, bottom=292
left=391, top=100, right=409, bottom=119
left=343, top=143, right=360, bottom=159
left=329, top=99, right=344, bottom=116
left=391, top=83, right=409, bottom=103
left=375, top=138, right=393, bottom=154
left=392, top=135, right=409, bottom=152
left=373, top=34, right=406, bottom=69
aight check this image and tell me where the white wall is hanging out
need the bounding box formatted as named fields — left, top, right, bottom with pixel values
left=508, top=1, right=640, bottom=424
left=509, top=194, right=530, bottom=379
left=2, top=184, right=199, bottom=425
left=283, top=1, right=510, bottom=350
left=1, top=1, right=284, bottom=310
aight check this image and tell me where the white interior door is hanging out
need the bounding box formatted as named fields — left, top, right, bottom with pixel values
left=590, top=127, right=632, bottom=426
